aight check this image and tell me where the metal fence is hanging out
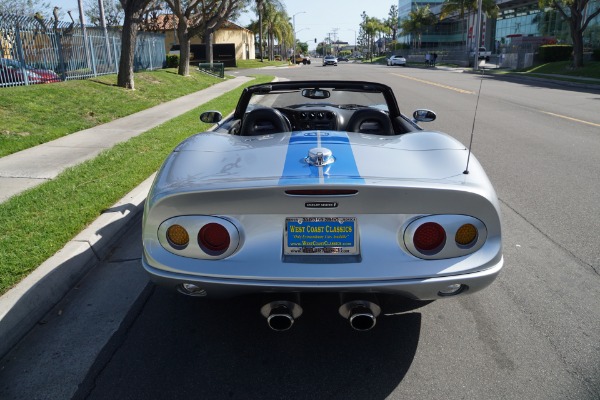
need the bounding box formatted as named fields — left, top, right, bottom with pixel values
left=398, top=44, right=541, bottom=69
left=1, top=13, right=166, bottom=87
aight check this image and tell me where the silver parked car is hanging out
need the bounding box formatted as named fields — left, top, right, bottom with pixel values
left=387, top=55, right=407, bottom=66
left=142, top=80, right=503, bottom=331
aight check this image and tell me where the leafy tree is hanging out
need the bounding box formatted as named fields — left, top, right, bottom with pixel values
left=538, top=0, right=600, bottom=67
left=0, top=0, right=50, bottom=16
left=84, top=0, right=124, bottom=27
left=400, top=5, right=437, bottom=48
left=386, top=4, right=399, bottom=43
left=140, top=0, right=169, bottom=32
left=163, top=0, right=242, bottom=76
left=198, top=0, right=244, bottom=65
left=297, top=40, right=307, bottom=54
left=359, top=12, right=387, bottom=59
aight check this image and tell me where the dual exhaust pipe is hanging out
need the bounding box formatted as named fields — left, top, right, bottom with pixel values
left=261, top=299, right=381, bottom=332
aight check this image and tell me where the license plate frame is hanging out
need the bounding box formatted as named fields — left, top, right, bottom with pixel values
left=284, top=217, right=359, bottom=256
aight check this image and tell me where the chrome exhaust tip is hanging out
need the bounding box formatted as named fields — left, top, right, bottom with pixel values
left=260, top=301, right=303, bottom=332
left=338, top=300, right=381, bottom=331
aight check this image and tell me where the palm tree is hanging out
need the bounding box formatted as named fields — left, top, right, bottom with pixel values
left=262, top=2, right=290, bottom=60
left=360, top=15, right=387, bottom=60
left=253, top=0, right=283, bottom=61
left=400, top=6, right=437, bottom=49
left=440, top=0, right=471, bottom=45
left=441, top=0, right=498, bottom=48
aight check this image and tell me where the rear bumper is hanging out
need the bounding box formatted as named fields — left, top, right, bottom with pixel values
left=142, top=256, right=503, bottom=300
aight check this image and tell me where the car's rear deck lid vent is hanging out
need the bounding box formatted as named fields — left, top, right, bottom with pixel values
left=285, top=189, right=358, bottom=196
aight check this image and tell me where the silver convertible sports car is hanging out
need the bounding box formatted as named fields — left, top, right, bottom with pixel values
left=142, top=80, right=503, bottom=331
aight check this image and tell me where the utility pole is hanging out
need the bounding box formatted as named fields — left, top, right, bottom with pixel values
left=473, top=0, right=483, bottom=70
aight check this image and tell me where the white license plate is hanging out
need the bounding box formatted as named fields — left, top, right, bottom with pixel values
left=284, top=217, right=358, bottom=256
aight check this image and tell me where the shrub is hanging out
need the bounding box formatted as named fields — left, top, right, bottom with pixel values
left=166, top=54, right=180, bottom=68
left=538, top=45, right=573, bottom=62
left=592, top=48, right=600, bottom=61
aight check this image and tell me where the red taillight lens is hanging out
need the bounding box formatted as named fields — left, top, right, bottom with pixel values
left=198, top=223, right=230, bottom=255
left=413, top=222, right=446, bottom=254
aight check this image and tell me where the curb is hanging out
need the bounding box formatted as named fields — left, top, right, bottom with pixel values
left=0, top=175, right=154, bottom=359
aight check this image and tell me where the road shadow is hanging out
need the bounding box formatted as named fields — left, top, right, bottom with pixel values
left=77, top=286, right=424, bottom=400
left=0, top=205, right=143, bottom=360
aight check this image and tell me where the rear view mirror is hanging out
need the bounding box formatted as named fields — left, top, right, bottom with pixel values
left=200, top=111, right=223, bottom=124
left=302, top=89, right=330, bottom=99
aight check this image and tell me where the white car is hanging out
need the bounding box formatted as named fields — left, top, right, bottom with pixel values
left=387, top=55, right=407, bottom=66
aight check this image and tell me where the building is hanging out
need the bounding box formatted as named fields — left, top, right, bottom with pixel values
left=398, top=0, right=600, bottom=57
left=157, top=15, right=255, bottom=62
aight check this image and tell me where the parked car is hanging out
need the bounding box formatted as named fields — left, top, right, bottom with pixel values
left=470, top=47, right=491, bottom=61
left=337, top=56, right=349, bottom=62
left=142, top=80, right=503, bottom=331
left=387, top=55, right=407, bottom=66
left=323, top=55, right=338, bottom=66
left=0, top=58, right=60, bottom=85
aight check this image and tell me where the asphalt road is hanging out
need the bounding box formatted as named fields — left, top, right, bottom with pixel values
left=1, top=62, right=599, bottom=400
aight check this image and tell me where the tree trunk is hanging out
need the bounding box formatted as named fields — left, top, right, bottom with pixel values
left=177, top=18, right=190, bottom=76
left=205, top=31, right=214, bottom=64
left=569, top=4, right=584, bottom=68
left=571, top=24, right=584, bottom=68
left=258, top=6, right=263, bottom=61
left=117, top=11, right=138, bottom=89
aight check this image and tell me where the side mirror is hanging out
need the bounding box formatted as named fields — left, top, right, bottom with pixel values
left=200, top=111, right=223, bottom=124
left=412, top=109, right=436, bottom=123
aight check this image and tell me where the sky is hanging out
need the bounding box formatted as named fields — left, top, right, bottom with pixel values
left=48, top=0, right=397, bottom=50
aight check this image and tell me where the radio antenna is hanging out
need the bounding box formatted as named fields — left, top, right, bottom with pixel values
left=463, top=68, right=485, bottom=174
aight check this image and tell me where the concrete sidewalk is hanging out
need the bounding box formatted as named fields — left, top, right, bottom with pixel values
left=0, top=75, right=253, bottom=203
left=0, top=75, right=253, bottom=359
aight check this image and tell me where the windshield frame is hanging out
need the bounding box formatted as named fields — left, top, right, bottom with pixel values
left=233, top=81, right=401, bottom=121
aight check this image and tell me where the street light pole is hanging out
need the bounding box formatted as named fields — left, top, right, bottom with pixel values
left=292, top=11, right=306, bottom=59
left=347, top=29, right=356, bottom=54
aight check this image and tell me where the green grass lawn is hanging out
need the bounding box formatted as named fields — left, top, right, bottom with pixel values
left=0, top=69, right=225, bottom=157
left=233, top=59, right=290, bottom=69
left=0, top=73, right=274, bottom=295
left=521, top=60, right=600, bottom=79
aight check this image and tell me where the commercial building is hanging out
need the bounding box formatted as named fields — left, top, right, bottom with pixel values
left=398, top=0, right=600, bottom=65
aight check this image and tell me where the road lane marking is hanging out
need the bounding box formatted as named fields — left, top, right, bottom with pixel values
left=539, top=111, right=600, bottom=128
left=390, top=73, right=475, bottom=94
left=390, top=73, right=600, bottom=127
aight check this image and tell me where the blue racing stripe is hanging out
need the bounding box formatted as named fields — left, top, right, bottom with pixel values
left=279, top=131, right=364, bottom=186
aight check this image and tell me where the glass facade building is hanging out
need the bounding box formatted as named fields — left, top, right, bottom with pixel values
left=398, top=0, right=600, bottom=50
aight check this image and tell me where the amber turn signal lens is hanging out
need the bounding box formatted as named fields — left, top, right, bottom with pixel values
left=455, top=223, right=478, bottom=247
left=166, top=224, right=189, bottom=249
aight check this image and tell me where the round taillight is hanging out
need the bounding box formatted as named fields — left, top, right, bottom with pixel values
left=413, top=222, right=446, bottom=254
left=455, top=223, right=478, bottom=247
left=166, top=224, right=189, bottom=249
left=198, top=223, right=230, bottom=255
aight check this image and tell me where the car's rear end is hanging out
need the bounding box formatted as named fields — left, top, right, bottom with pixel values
left=142, top=130, right=502, bottom=330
